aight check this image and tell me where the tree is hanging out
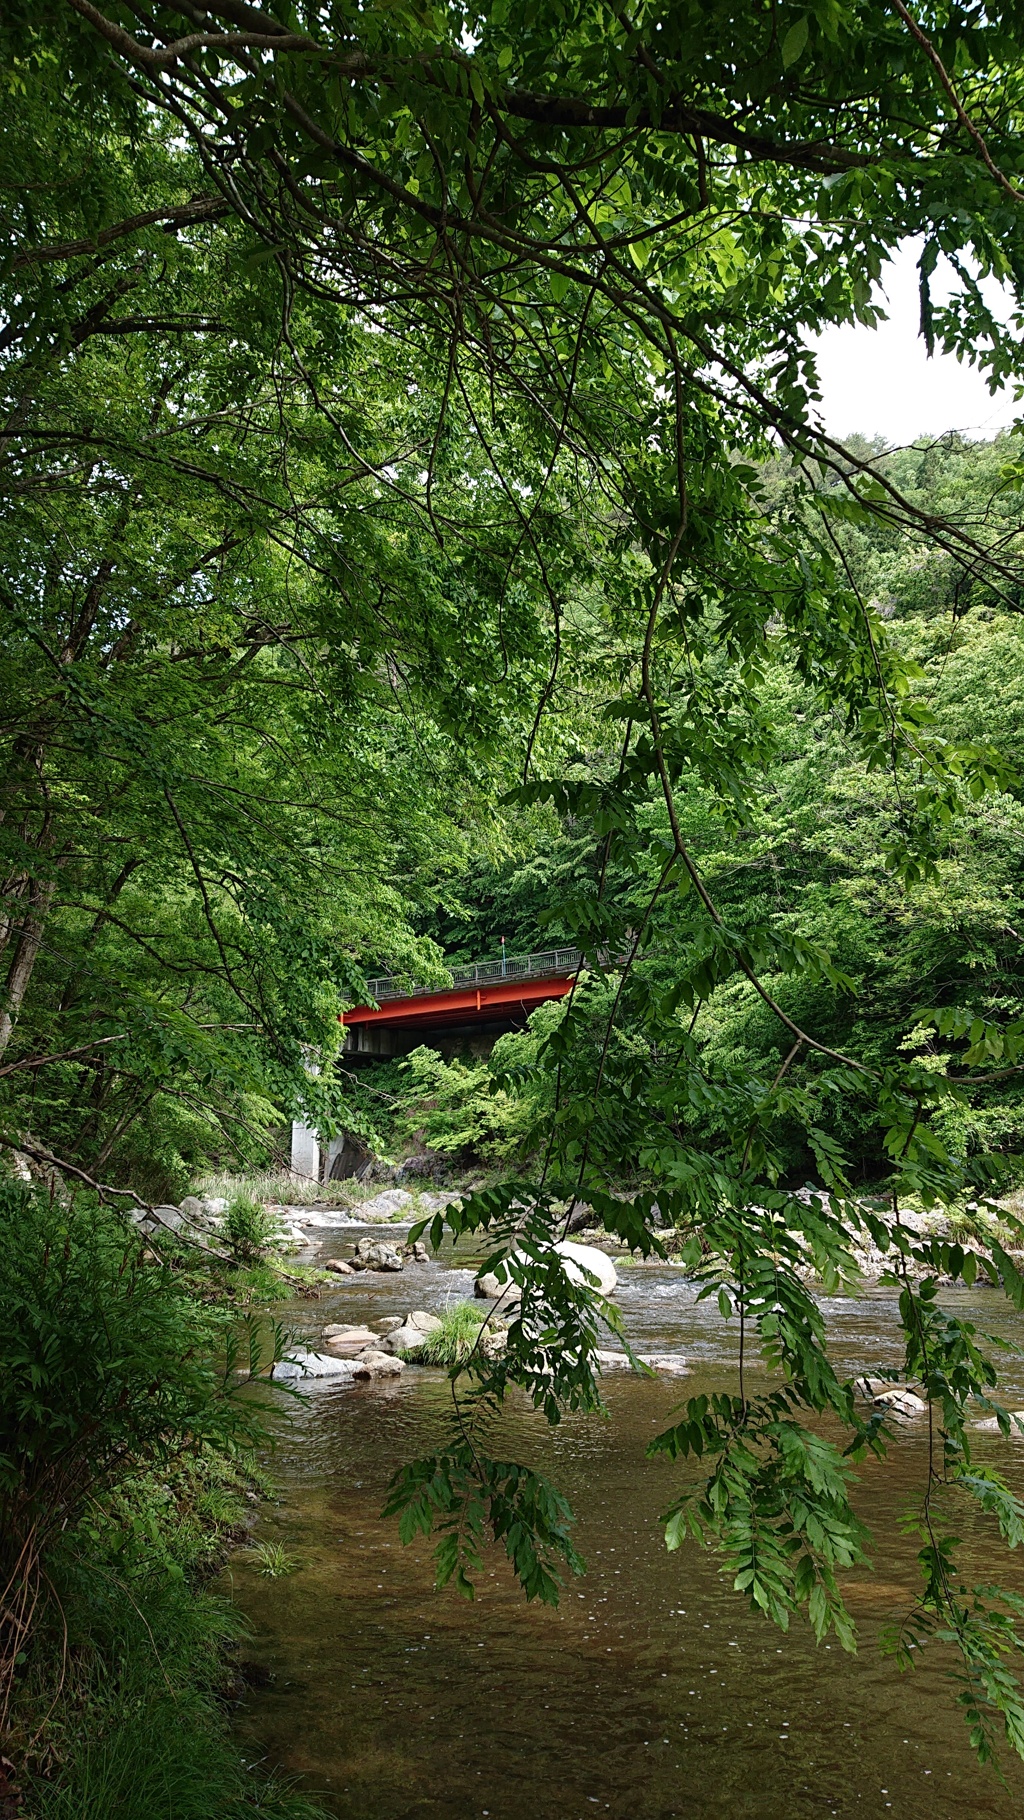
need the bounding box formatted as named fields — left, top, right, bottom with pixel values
left=6, top=0, right=1024, bottom=1760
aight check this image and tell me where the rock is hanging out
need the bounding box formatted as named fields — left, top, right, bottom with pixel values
left=274, top=1349, right=359, bottom=1381
left=352, top=1349, right=404, bottom=1379
left=637, top=1353, right=689, bottom=1375
left=152, top=1203, right=184, bottom=1231
left=595, top=1349, right=688, bottom=1375
left=475, top=1270, right=521, bottom=1308
left=475, top=1242, right=617, bottom=1306
left=323, top=1258, right=355, bottom=1275
left=358, top=1189, right=414, bottom=1221
left=873, top=1389, right=928, bottom=1418
left=324, top=1330, right=380, bottom=1357
left=179, top=1195, right=205, bottom=1220
left=405, top=1310, right=442, bottom=1333
left=478, top=1325, right=508, bottom=1361
left=412, top=1240, right=431, bottom=1262
left=553, top=1240, right=618, bottom=1296
left=974, top=1410, right=1024, bottom=1434
left=372, top=1316, right=405, bottom=1335
left=380, top=1325, right=427, bottom=1355
left=352, top=1237, right=404, bottom=1272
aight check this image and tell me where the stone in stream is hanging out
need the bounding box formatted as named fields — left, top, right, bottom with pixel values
left=595, top=1349, right=688, bottom=1376
left=412, top=1240, right=431, bottom=1262
left=380, top=1325, right=426, bottom=1356
left=405, top=1310, right=442, bottom=1333
left=475, top=1241, right=617, bottom=1306
left=372, top=1316, right=405, bottom=1335
left=351, top=1237, right=404, bottom=1272
left=323, top=1258, right=355, bottom=1275
left=974, top=1410, right=1024, bottom=1434
left=873, top=1388, right=928, bottom=1418
left=274, top=1350, right=359, bottom=1381
left=352, top=1349, right=404, bottom=1379
left=322, top=1327, right=379, bottom=1357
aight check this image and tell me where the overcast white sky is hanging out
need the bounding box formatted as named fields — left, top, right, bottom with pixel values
left=808, top=239, right=1022, bottom=446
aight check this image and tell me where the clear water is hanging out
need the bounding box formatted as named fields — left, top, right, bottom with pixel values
left=227, top=1221, right=1024, bottom=1819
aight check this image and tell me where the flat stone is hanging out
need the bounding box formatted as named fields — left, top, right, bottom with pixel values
left=352, top=1350, right=404, bottom=1379
left=373, top=1316, right=404, bottom=1335
left=323, top=1258, right=355, bottom=1275
left=274, top=1350, right=359, bottom=1381
left=406, top=1310, right=442, bottom=1333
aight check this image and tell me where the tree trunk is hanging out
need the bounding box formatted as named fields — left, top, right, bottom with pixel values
left=0, top=876, right=56, bottom=1063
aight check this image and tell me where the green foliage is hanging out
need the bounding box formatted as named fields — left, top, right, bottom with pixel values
left=250, top=1542, right=300, bottom=1580
left=0, top=1180, right=321, bottom=1817
left=384, top=1442, right=584, bottom=1605
left=225, top=1194, right=274, bottom=1263
left=6, top=0, right=1024, bottom=1772
left=414, top=1301, right=487, bottom=1367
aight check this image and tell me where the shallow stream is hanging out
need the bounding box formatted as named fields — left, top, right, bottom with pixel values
left=227, top=1216, right=1024, bottom=1819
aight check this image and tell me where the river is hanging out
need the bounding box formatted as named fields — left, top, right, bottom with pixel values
left=226, top=1216, right=1024, bottom=1819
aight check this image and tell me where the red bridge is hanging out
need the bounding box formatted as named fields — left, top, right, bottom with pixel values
left=340, top=946, right=581, bottom=1057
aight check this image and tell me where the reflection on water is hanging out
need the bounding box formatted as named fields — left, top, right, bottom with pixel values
left=228, top=1222, right=1024, bottom=1819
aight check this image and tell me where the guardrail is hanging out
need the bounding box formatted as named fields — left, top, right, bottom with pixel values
left=364, top=945, right=583, bottom=1004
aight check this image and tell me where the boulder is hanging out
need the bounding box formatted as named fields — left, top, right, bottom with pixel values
left=152, top=1203, right=184, bottom=1231
left=637, top=1352, right=689, bottom=1376
left=323, top=1258, right=355, bottom=1275
left=358, top=1189, right=413, bottom=1221
left=406, top=1310, right=442, bottom=1333
left=475, top=1270, right=521, bottom=1308
left=553, top=1240, right=618, bottom=1295
left=352, top=1237, right=405, bottom=1272
left=352, top=1349, right=404, bottom=1379
left=274, top=1349, right=358, bottom=1381
left=179, top=1195, right=205, bottom=1221
left=595, top=1349, right=688, bottom=1375
left=873, top=1389, right=928, bottom=1419
left=372, top=1316, right=405, bottom=1335
left=380, top=1325, right=427, bottom=1355
left=475, top=1242, right=617, bottom=1305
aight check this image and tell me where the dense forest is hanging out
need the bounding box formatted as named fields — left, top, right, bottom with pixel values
left=4, top=2, right=1024, bottom=1813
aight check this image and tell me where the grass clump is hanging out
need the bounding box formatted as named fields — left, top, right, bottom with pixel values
left=416, top=1300, right=488, bottom=1366
left=250, top=1541, right=300, bottom=1579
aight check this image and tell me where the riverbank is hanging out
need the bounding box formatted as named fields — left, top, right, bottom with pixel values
left=0, top=1180, right=332, bottom=1820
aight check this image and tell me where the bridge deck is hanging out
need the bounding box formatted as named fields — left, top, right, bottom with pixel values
left=340, top=946, right=581, bottom=1032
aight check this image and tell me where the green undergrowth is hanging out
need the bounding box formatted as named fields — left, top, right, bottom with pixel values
left=1, top=1182, right=330, bottom=1820
left=413, top=1300, right=487, bottom=1367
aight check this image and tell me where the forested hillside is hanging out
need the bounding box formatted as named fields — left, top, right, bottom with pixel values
left=343, top=434, right=1024, bottom=1189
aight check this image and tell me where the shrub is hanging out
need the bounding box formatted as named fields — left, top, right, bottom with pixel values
left=0, top=1181, right=277, bottom=1724
left=224, top=1193, right=273, bottom=1261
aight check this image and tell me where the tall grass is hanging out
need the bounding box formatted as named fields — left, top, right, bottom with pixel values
left=194, top=1168, right=376, bottom=1209
left=415, top=1300, right=487, bottom=1366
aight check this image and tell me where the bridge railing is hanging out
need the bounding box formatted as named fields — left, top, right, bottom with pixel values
left=364, top=945, right=583, bottom=1004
